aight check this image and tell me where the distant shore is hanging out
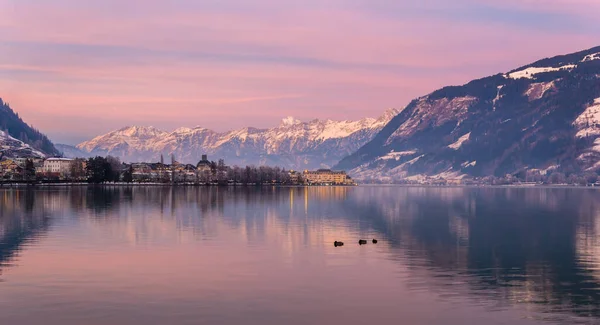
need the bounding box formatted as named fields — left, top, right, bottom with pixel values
left=0, top=182, right=598, bottom=189
left=359, top=183, right=600, bottom=189
left=0, top=182, right=357, bottom=187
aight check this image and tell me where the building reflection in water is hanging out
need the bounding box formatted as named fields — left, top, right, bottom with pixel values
left=2, top=186, right=600, bottom=322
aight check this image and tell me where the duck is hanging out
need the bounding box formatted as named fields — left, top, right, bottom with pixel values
left=358, top=239, right=367, bottom=245
left=334, top=241, right=344, bottom=247
left=372, top=239, right=378, bottom=244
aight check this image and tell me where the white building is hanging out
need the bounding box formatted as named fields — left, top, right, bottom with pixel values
left=42, top=158, right=73, bottom=175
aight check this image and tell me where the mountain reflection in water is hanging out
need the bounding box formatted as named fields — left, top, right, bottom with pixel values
left=0, top=186, right=600, bottom=325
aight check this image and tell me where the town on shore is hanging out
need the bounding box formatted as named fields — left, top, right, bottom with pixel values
left=0, top=154, right=357, bottom=186
left=4, top=153, right=600, bottom=187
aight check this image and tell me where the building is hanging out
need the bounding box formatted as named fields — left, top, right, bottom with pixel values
left=302, top=169, right=353, bottom=185
left=0, top=159, right=23, bottom=180
left=41, top=158, right=73, bottom=177
left=288, top=170, right=302, bottom=184
left=196, top=154, right=212, bottom=173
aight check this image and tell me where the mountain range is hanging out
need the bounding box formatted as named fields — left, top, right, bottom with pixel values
left=4, top=45, right=600, bottom=182
left=62, top=108, right=398, bottom=170
left=335, top=46, right=600, bottom=182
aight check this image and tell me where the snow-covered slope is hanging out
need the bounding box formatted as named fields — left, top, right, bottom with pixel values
left=72, top=109, right=399, bottom=169
left=336, top=45, right=600, bottom=182
left=0, top=98, right=59, bottom=157
left=0, top=130, right=46, bottom=158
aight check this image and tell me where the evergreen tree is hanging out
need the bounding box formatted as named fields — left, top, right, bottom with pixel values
left=24, top=159, right=36, bottom=181
left=123, top=165, right=133, bottom=183
left=86, top=156, right=110, bottom=183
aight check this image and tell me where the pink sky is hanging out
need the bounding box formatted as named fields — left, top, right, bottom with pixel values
left=0, top=0, right=598, bottom=144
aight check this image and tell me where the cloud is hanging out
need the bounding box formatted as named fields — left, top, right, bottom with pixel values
left=0, top=0, right=598, bottom=143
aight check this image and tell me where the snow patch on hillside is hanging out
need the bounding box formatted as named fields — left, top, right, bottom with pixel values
left=506, top=64, right=576, bottom=80
left=525, top=81, right=555, bottom=100
left=0, top=130, right=46, bottom=158
left=493, top=85, right=504, bottom=111
left=461, top=161, right=477, bottom=168
left=593, top=138, right=600, bottom=152
left=583, top=53, right=600, bottom=62
left=448, top=133, right=471, bottom=150
left=573, top=98, right=600, bottom=138
left=349, top=163, right=466, bottom=183
left=376, top=150, right=417, bottom=161
left=386, top=96, right=476, bottom=145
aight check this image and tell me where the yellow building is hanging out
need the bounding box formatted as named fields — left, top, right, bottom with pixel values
left=302, top=169, right=353, bottom=185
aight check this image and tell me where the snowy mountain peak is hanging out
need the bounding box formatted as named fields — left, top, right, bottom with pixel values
left=117, top=126, right=165, bottom=137
left=281, top=116, right=302, bottom=127
left=377, top=108, right=400, bottom=122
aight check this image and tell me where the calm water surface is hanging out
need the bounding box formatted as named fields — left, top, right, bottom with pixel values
left=1, top=186, right=600, bottom=324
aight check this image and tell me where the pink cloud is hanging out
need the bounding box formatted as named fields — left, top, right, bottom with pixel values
left=0, top=0, right=598, bottom=143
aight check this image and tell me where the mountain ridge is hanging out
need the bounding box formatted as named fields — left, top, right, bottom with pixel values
left=335, top=45, right=600, bottom=182
left=67, top=108, right=399, bottom=169
left=0, top=99, right=60, bottom=158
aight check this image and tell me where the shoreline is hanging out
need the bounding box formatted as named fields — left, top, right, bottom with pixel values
left=0, top=182, right=357, bottom=188
left=0, top=182, right=598, bottom=189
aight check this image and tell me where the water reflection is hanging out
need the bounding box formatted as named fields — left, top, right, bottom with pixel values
left=0, top=190, right=51, bottom=277
left=348, top=187, right=600, bottom=321
left=1, top=186, right=600, bottom=324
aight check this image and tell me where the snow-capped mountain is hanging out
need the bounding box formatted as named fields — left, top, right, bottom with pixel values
left=0, top=130, right=46, bottom=158
left=335, top=46, right=600, bottom=182
left=69, top=109, right=399, bottom=169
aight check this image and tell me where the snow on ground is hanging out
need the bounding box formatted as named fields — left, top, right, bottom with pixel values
left=403, top=169, right=465, bottom=182
left=542, top=165, right=559, bottom=175
left=404, top=174, right=427, bottom=182
left=376, top=150, right=417, bottom=161
left=349, top=159, right=467, bottom=183
left=583, top=53, right=600, bottom=62
left=0, top=130, right=46, bottom=158
left=386, top=96, right=476, bottom=145
left=448, top=132, right=471, bottom=150
left=389, top=155, right=425, bottom=173
left=573, top=98, right=600, bottom=138
left=593, top=138, right=600, bottom=152
left=493, top=85, right=504, bottom=111
left=432, top=170, right=466, bottom=180
left=403, top=155, right=424, bottom=166
left=506, top=64, right=576, bottom=80
left=586, top=160, right=600, bottom=171
left=461, top=161, right=477, bottom=168
left=525, top=81, right=555, bottom=100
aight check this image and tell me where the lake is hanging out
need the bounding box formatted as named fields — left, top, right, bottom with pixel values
left=1, top=186, right=600, bottom=324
